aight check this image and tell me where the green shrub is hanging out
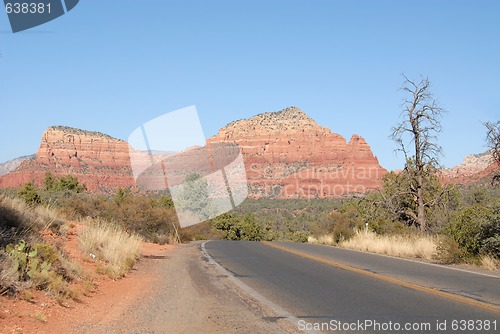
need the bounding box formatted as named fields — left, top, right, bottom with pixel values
left=478, top=207, right=500, bottom=258
left=18, top=183, right=41, bottom=206
left=447, top=205, right=491, bottom=256
left=240, top=214, right=263, bottom=241
left=42, top=190, right=179, bottom=244
left=2, top=239, right=76, bottom=297
left=210, top=213, right=263, bottom=241
left=325, top=211, right=362, bottom=244
left=43, top=173, right=86, bottom=193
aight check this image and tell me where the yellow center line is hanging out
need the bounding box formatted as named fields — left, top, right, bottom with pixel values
left=261, top=241, right=500, bottom=314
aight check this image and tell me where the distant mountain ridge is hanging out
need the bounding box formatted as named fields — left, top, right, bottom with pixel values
left=440, top=151, right=498, bottom=185
left=0, top=155, right=35, bottom=176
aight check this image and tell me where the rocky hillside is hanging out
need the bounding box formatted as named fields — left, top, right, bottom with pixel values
left=0, top=108, right=388, bottom=197
left=207, top=106, right=387, bottom=198
left=0, top=154, right=35, bottom=176
left=0, top=126, right=134, bottom=191
left=440, top=151, right=498, bottom=185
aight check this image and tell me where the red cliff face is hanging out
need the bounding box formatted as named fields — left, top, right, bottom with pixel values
left=0, top=126, right=134, bottom=192
left=207, top=106, right=387, bottom=198
left=1, top=108, right=388, bottom=197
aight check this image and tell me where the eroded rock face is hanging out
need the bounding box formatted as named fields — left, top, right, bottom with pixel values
left=207, top=106, right=387, bottom=198
left=0, top=107, right=388, bottom=197
left=0, top=126, right=134, bottom=191
left=440, top=151, right=498, bottom=185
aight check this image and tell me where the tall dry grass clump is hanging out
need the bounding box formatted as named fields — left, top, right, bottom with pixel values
left=78, top=219, right=142, bottom=279
left=480, top=255, right=499, bottom=271
left=312, top=230, right=437, bottom=260
left=339, top=231, right=437, bottom=260
left=308, top=235, right=334, bottom=245
left=0, top=194, right=65, bottom=243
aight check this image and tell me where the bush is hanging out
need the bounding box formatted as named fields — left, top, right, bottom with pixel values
left=325, top=211, right=362, bottom=244
left=0, top=252, right=19, bottom=295
left=447, top=205, right=491, bottom=256
left=478, top=207, right=500, bottom=257
left=2, top=240, right=75, bottom=297
left=43, top=173, right=86, bottom=193
left=210, top=213, right=263, bottom=241
left=339, top=231, right=437, bottom=260
left=42, top=190, right=179, bottom=244
left=18, top=183, right=41, bottom=206
left=434, top=236, right=464, bottom=264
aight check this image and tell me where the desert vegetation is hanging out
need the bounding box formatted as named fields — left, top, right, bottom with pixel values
left=209, top=76, right=500, bottom=270
left=0, top=173, right=176, bottom=300
left=78, top=219, right=142, bottom=278
left=1, top=75, right=499, bottom=301
left=0, top=193, right=79, bottom=299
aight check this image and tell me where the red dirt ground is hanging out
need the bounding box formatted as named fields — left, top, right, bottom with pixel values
left=0, top=223, right=173, bottom=334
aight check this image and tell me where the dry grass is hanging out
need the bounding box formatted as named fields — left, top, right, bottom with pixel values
left=480, top=255, right=499, bottom=271
left=308, top=235, right=334, bottom=245
left=0, top=194, right=65, bottom=241
left=310, top=230, right=437, bottom=260
left=1, top=194, right=68, bottom=295
left=0, top=254, right=20, bottom=295
left=78, top=219, right=143, bottom=279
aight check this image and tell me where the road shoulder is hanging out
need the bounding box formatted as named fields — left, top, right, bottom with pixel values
left=73, top=241, right=298, bottom=334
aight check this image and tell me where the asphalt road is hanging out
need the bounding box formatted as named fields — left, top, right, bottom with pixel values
left=203, top=241, right=500, bottom=334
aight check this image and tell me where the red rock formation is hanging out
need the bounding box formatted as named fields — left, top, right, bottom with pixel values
left=207, top=106, right=387, bottom=198
left=0, top=108, right=388, bottom=197
left=0, top=126, right=134, bottom=192
left=439, top=151, right=499, bottom=185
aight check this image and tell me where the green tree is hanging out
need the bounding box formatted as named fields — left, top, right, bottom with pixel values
left=378, top=166, right=449, bottom=232
left=43, top=173, right=86, bottom=193
left=210, top=213, right=242, bottom=240
left=56, top=175, right=86, bottom=193
left=176, top=173, right=215, bottom=221
left=210, top=213, right=263, bottom=241
left=43, top=172, right=55, bottom=191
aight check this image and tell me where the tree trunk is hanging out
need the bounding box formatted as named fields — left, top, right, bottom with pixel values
left=417, top=173, right=426, bottom=232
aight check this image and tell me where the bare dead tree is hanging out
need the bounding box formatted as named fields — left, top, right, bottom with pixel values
left=391, top=74, right=445, bottom=232
left=485, top=121, right=500, bottom=185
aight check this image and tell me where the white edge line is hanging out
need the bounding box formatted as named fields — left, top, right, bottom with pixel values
left=302, top=242, right=500, bottom=279
left=201, top=241, right=321, bottom=334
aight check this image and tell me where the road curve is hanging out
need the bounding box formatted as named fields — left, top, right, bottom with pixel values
left=204, top=240, right=500, bottom=334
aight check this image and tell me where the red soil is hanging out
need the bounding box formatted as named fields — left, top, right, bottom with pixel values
left=0, top=223, right=172, bottom=334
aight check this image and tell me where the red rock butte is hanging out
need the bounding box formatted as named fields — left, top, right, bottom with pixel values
left=207, top=106, right=387, bottom=198
left=0, top=126, right=134, bottom=192
left=0, top=107, right=388, bottom=197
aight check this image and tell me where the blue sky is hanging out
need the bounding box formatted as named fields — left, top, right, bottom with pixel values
left=0, top=0, right=499, bottom=170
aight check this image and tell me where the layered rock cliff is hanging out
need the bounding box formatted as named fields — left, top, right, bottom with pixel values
left=0, top=107, right=388, bottom=197
left=0, top=126, right=134, bottom=191
left=207, top=106, right=387, bottom=198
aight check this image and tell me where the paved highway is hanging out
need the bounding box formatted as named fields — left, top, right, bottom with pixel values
left=203, top=241, right=500, bottom=334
